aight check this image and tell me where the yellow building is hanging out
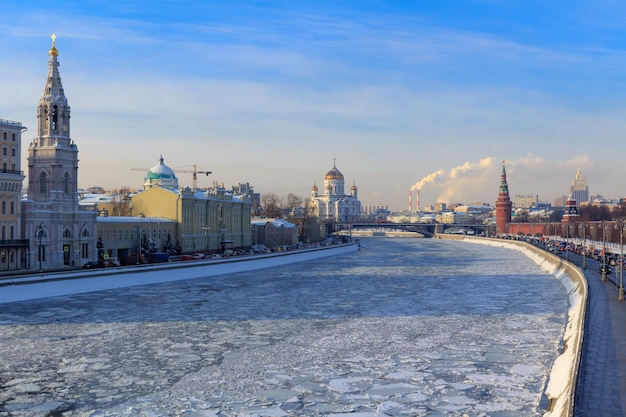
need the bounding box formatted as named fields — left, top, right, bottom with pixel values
left=131, top=157, right=252, bottom=253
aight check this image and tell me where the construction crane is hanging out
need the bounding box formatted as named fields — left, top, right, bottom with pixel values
left=131, top=159, right=211, bottom=190
left=176, top=165, right=212, bottom=190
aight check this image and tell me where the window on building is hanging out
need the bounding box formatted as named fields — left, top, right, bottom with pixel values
left=63, top=229, right=72, bottom=238
left=11, top=133, right=15, bottom=142
left=2, top=132, right=6, bottom=140
left=1, top=147, right=6, bottom=156
left=10, top=225, right=14, bottom=239
left=39, top=172, right=47, bottom=195
left=10, top=201, right=14, bottom=215
left=51, top=105, right=58, bottom=130
left=1, top=201, right=4, bottom=214
left=63, top=172, right=71, bottom=194
left=11, top=148, right=15, bottom=157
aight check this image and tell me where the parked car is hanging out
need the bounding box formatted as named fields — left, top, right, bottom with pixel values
left=82, top=261, right=101, bottom=269
left=600, top=265, right=612, bottom=275
left=104, top=257, right=120, bottom=267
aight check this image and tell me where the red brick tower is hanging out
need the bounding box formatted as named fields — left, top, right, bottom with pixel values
left=561, top=194, right=579, bottom=223
left=495, top=161, right=512, bottom=235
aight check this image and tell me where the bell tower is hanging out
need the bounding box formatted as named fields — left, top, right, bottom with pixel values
left=28, top=34, right=78, bottom=205
left=22, top=35, right=95, bottom=270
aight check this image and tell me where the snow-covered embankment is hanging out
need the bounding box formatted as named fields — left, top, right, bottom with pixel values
left=0, top=242, right=360, bottom=304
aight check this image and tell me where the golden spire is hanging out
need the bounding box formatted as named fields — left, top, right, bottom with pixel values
left=49, top=33, right=58, bottom=56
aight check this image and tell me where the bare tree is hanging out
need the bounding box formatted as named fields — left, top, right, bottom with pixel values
left=285, top=193, right=303, bottom=216
left=108, top=187, right=132, bottom=216
left=261, top=193, right=282, bottom=218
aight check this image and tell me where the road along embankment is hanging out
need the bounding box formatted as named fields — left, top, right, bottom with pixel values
left=0, top=242, right=360, bottom=304
left=438, top=234, right=586, bottom=417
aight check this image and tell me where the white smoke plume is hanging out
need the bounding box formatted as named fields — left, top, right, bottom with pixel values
left=410, top=169, right=446, bottom=192
left=411, top=157, right=497, bottom=204
left=410, top=153, right=597, bottom=207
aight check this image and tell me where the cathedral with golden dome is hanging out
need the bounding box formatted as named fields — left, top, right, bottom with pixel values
left=310, top=160, right=361, bottom=222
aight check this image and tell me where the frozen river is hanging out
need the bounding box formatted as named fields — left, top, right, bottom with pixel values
left=0, top=238, right=568, bottom=416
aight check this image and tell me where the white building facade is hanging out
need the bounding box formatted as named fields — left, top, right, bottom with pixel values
left=22, top=36, right=97, bottom=270
left=310, top=161, right=361, bottom=222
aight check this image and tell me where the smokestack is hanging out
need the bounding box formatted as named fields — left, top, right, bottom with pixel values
left=416, top=189, right=420, bottom=212
left=408, top=190, right=412, bottom=212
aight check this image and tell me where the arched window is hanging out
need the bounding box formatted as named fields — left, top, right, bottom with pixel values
left=63, top=172, right=71, bottom=194
left=51, top=105, right=58, bottom=130
left=63, top=228, right=72, bottom=238
left=10, top=201, right=14, bottom=215
left=39, top=172, right=47, bottom=195
left=1, top=201, right=5, bottom=214
left=82, top=228, right=90, bottom=237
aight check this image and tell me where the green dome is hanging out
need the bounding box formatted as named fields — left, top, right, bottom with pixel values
left=147, top=156, right=176, bottom=179
left=144, top=156, right=178, bottom=189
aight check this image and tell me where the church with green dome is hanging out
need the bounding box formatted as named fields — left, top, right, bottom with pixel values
left=132, top=155, right=252, bottom=253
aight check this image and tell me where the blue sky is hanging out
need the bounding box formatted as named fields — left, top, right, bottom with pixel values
left=1, top=1, right=626, bottom=211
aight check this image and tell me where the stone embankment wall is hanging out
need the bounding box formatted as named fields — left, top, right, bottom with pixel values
left=438, top=234, right=586, bottom=417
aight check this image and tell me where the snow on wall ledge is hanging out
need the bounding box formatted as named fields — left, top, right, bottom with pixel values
left=449, top=235, right=586, bottom=417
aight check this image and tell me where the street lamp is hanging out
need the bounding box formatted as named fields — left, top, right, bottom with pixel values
left=203, top=226, right=210, bottom=253
left=602, top=220, right=608, bottom=282
left=565, top=223, right=570, bottom=261
left=35, top=222, right=45, bottom=272
left=616, top=219, right=625, bottom=301
left=135, top=226, right=142, bottom=265
left=580, top=221, right=587, bottom=270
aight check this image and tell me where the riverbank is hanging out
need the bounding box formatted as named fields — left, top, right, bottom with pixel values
left=0, top=241, right=359, bottom=304
left=349, top=230, right=424, bottom=238
left=440, top=234, right=586, bottom=417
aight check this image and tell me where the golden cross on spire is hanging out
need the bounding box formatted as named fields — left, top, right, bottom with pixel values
left=51, top=34, right=56, bottom=46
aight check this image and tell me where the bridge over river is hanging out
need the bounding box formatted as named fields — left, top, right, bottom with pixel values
left=346, top=222, right=495, bottom=238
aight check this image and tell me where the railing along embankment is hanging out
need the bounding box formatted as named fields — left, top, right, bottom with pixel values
left=437, top=234, right=587, bottom=417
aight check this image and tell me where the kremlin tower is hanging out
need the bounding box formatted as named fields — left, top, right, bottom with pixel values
left=495, top=161, right=512, bottom=235
left=561, top=194, right=579, bottom=223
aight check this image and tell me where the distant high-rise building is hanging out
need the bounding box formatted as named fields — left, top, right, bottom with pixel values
left=514, top=194, right=538, bottom=209
left=495, top=162, right=512, bottom=235
left=570, top=168, right=589, bottom=207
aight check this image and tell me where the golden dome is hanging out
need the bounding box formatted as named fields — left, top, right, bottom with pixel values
left=324, top=162, right=344, bottom=180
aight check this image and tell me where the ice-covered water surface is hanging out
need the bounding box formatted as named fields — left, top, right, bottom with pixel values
left=0, top=238, right=567, bottom=416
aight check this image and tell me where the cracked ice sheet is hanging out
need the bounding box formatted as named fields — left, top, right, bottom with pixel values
left=0, top=238, right=567, bottom=416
